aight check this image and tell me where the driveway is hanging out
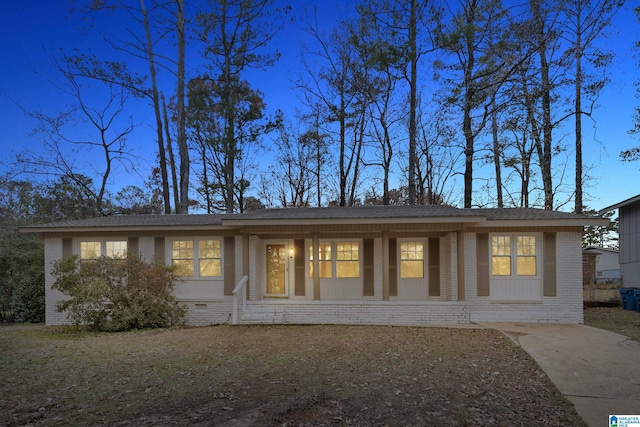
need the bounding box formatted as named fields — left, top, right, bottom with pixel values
left=481, top=323, right=640, bottom=427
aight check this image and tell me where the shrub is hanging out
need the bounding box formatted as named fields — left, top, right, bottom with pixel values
left=12, top=271, right=45, bottom=323
left=52, top=255, right=186, bottom=332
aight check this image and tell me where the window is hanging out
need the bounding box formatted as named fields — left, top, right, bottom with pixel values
left=199, top=240, right=222, bottom=277
left=80, top=241, right=101, bottom=261
left=400, top=242, right=424, bottom=278
left=336, top=242, right=359, bottom=278
left=309, top=241, right=360, bottom=279
left=106, top=241, right=127, bottom=259
left=516, top=236, right=536, bottom=276
left=491, top=235, right=537, bottom=276
left=309, top=243, right=333, bottom=278
left=80, top=240, right=127, bottom=261
left=171, top=239, right=222, bottom=278
left=491, top=236, right=511, bottom=276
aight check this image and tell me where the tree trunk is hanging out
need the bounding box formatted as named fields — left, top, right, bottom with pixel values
left=491, top=91, right=503, bottom=208
left=176, top=0, right=189, bottom=213
left=462, top=5, right=475, bottom=209
left=140, top=0, right=171, bottom=214
left=574, top=4, right=583, bottom=214
left=530, top=0, right=554, bottom=210
left=339, top=89, right=347, bottom=207
left=408, top=0, right=417, bottom=205
left=161, top=94, right=180, bottom=213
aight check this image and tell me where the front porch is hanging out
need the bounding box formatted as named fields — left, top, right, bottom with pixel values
left=234, top=299, right=470, bottom=325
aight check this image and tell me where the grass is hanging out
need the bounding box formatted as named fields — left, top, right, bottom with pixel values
left=584, top=306, right=640, bottom=342
left=0, top=323, right=584, bottom=426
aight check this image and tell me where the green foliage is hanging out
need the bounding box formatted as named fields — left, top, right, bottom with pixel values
left=0, top=187, right=44, bottom=324
left=583, top=209, right=618, bottom=249
left=52, top=255, right=186, bottom=332
left=11, top=272, right=45, bottom=323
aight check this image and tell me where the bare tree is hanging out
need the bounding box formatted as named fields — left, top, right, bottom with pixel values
left=15, top=61, right=137, bottom=215
left=560, top=0, right=623, bottom=213
left=434, top=0, right=516, bottom=208
left=196, top=0, right=288, bottom=213
left=296, top=11, right=369, bottom=207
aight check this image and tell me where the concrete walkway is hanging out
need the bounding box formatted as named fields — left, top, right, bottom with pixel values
left=481, top=323, right=640, bottom=427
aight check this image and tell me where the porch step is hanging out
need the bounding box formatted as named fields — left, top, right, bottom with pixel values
left=241, top=305, right=284, bottom=324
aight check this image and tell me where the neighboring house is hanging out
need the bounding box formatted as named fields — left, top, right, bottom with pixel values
left=582, top=246, right=620, bottom=284
left=601, top=194, right=640, bottom=288
left=23, top=205, right=608, bottom=326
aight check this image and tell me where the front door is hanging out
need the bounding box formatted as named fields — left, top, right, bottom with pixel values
left=266, top=244, right=287, bottom=296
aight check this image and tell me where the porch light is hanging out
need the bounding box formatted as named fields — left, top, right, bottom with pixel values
left=289, top=247, right=294, bottom=258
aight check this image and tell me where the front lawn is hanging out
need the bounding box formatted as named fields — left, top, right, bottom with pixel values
left=0, top=324, right=584, bottom=426
left=584, top=306, right=640, bottom=342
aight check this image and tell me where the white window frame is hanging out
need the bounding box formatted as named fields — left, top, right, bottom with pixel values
left=490, top=233, right=541, bottom=278
left=169, top=237, right=223, bottom=279
left=78, top=239, right=128, bottom=260
left=397, top=238, right=427, bottom=280
left=308, top=239, right=362, bottom=280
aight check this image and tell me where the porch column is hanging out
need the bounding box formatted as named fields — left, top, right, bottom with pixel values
left=242, top=234, right=250, bottom=300
left=457, top=231, right=465, bottom=301
left=382, top=231, right=389, bottom=301
left=313, top=232, right=320, bottom=300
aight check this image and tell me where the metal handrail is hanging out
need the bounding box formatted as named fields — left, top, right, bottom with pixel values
left=231, top=275, right=249, bottom=325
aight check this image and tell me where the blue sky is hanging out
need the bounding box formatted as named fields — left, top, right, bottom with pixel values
left=1, top=1, right=639, bottom=212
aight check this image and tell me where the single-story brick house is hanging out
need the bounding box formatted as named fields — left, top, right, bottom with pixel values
left=23, top=205, right=608, bottom=326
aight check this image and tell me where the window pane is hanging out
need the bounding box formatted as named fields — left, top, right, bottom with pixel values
left=319, top=261, right=332, bottom=278
left=199, top=240, right=221, bottom=277
left=319, top=243, right=332, bottom=260
left=517, top=236, right=536, bottom=256
left=336, top=242, right=359, bottom=278
left=172, top=240, right=194, bottom=276
left=173, top=259, right=194, bottom=276
left=199, top=240, right=221, bottom=258
left=517, top=256, right=536, bottom=276
left=401, top=260, right=424, bottom=278
left=400, top=242, right=424, bottom=278
left=172, top=240, right=193, bottom=259
left=492, top=256, right=511, bottom=275
left=106, top=241, right=127, bottom=259
left=337, top=242, right=359, bottom=261
left=310, top=243, right=333, bottom=278
left=80, top=242, right=101, bottom=260
left=200, top=259, right=221, bottom=277
left=492, top=236, right=511, bottom=256
left=337, top=261, right=359, bottom=278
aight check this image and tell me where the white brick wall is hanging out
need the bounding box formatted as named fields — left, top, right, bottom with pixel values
left=466, top=231, right=584, bottom=324
left=44, top=237, right=71, bottom=325
left=42, top=231, right=585, bottom=326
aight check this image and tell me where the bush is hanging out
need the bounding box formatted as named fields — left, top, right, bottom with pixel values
left=52, top=255, right=186, bottom=332
left=12, top=271, right=45, bottom=323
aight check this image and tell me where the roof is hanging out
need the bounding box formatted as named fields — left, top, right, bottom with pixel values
left=21, top=205, right=609, bottom=233
left=583, top=246, right=619, bottom=254
left=21, top=214, right=224, bottom=233
left=599, top=194, right=640, bottom=214
left=223, top=205, right=484, bottom=225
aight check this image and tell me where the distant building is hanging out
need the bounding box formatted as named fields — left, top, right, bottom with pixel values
left=582, top=246, right=620, bottom=284
left=601, top=194, right=640, bottom=288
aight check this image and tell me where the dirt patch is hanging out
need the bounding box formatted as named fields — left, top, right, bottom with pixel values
left=583, top=286, right=620, bottom=302
left=0, top=324, right=585, bottom=426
